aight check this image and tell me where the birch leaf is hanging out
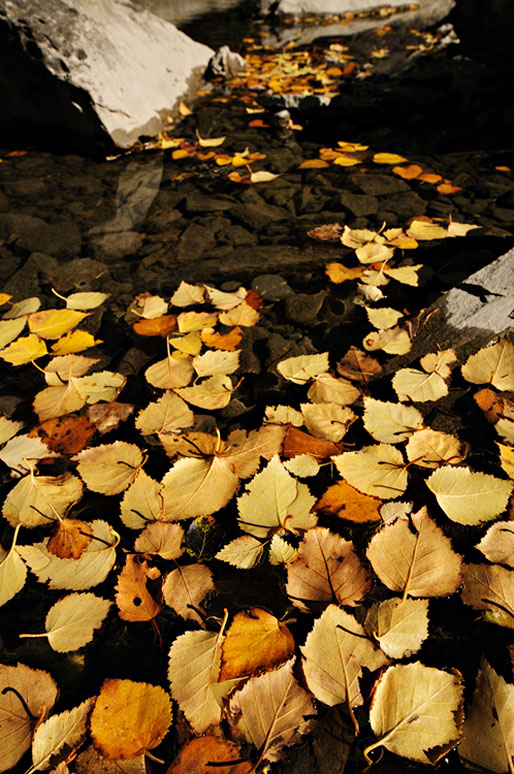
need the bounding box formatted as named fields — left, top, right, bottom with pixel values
left=301, top=402, right=354, bottom=442
left=162, top=564, right=214, bottom=624
left=498, top=442, right=514, bottom=480
left=169, top=330, right=202, bottom=356
left=476, top=521, right=514, bottom=567
left=201, top=325, right=243, bottom=351
left=120, top=470, right=163, bottom=529
left=161, top=456, right=239, bottom=519
left=315, top=480, right=382, bottom=523
left=175, top=374, right=234, bottom=410
left=74, top=747, right=147, bottom=773
left=333, top=444, right=408, bottom=499
left=383, top=264, right=423, bottom=286
left=366, top=507, right=462, bottom=598
left=170, top=281, right=205, bottom=307
left=365, top=663, right=463, bottom=764
left=33, top=382, right=86, bottom=422
left=134, top=522, right=184, bottom=560
left=0, top=315, right=27, bottom=349
left=302, top=605, right=388, bottom=730
left=145, top=354, right=194, bottom=390
left=406, top=428, right=467, bottom=468
left=71, top=371, right=126, bottom=404
left=0, top=434, right=59, bottom=474
left=367, top=597, right=429, bottom=659
left=462, top=338, right=514, bottom=391
left=461, top=563, right=514, bottom=628
left=218, top=301, right=259, bottom=327
left=0, top=525, right=27, bottom=607
left=28, top=309, right=89, bottom=339
left=458, top=659, right=514, bottom=773
left=420, top=349, right=456, bottom=379
left=407, top=219, right=449, bottom=240
left=237, top=455, right=316, bottom=538
left=65, top=291, right=109, bottom=310
left=215, top=536, right=265, bottom=569
left=135, top=391, right=194, bottom=436
left=307, top=373, right=360, bottom=405
left=277, top=353, right=330, bottom=384
left=363, top=326, right=411, bottom=356
left=268, top=534, right=298, bottom=565
left=90, top=680, right=172, bottom=759
left=0, top=663, right=58, bottom=774
left=2, top=471, right=83, bottom=528
left=1, top=333, right=48, bottom=365
left=286, top=526, right=371, bottom=612
left=220, top=608, right=295, bottom=680
left=228, top=659, right=316, bottom=763
left=2, top=296, right=39, bottom=318
left=193, top=349, right=240, bottom=377
left=265, top=405, right=304, bottom=427
left=30, top=698, right=93, bottom=773
left=74, top=442, right=143, bottom=494
left=284, top=454, right=320, bottom=478
left=19, top=520, right=117, bottom=590
left=363, top=398, right=423, bottom=443
left=426, top=466, right=513, bottom=524
left=392, top=368, right=448, bottom=403
left=21, top=593, right=111, bottom=652
left=0, top=415, right=23, bottom=444
left=365, top=306, right=403, bottom=330
left=51, top=330, right=102, bottom=355
left=204, top=285, right=246, bottom=310
left=167, top=737, right=251, bottom=774
left=115, top=555, right=161, bottom=622
left=168, top=628, right=230, bottom=733
left=177, top=310, right=218, bottom=333
left=223, top=424, right=287, bottom=479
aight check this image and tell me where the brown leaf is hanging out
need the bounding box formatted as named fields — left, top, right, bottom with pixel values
left=286, top=526, right=371, bottom=612
left=132, top=315, right=177, bottom=337
left=474, top=387, right=506, bottom=423
left=115, top=555, right=162, bottom=621
left=336, top=346, right=382, bottom=383
left=162, top=564, right=214, bottom=624
left=307, top=223, right=343, bottom=241
left=315, top=480, right=382, bottom=522
left=47, top=518, right=93, bottom=559
left=461, top=562, right=514, bottom=628
left=220, top=608, right=295, bottom=681
left=282, top=425, right=342, bottom=460
left=28, top=415, right=96, bottom=455
left=223, top=424, right=287, bottom=478
left=91, top=679, right=172, bottom=760
left=228, top=659, right=316, bottom=764
left=201, top=326, right=243, bottom=351
left=87, top=402, right=134, bottom=435
left=166, top=736, right=252, bottom=774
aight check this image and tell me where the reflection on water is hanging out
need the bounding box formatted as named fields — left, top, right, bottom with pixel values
left=135, top=0, right=247, bottom=26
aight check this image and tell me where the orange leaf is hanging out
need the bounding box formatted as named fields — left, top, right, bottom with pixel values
left=315, top=481, right=381, bottom=522
left=132, top=314, right=177, bottom=336
left=91, top=679, right=172, bottom=760
left=326, top=262, right=365, bottom=283
left=178, top=102, right=192, bottom=116
left=248, top=119, right=270, bottom=128
left=437, top=182, right=462, bottom=195
left=417, top=172, right=442, bottom=184
left=392, top=164, right=423, bottom=179
left=28, top=415, right=96, bottom=455
left=201, top=326, right=243, bottom=351
left=167, top=736, right=252, bottom=774
left=245, top=289, right=263, bottom=310
left=307, top=223, right=343, bottom=241
left=474, top=388, right=505, bottom=423
left=115, top=555, right=161, bottom=621
left=220, top=608, right=295, bottom=681
left=283, top=425, right=342, bottom=459
left=47, top=518, right=93, bottom=559
left=228, top=171, right=250, bottom=183
left=298, top=159, right=330, bottom=169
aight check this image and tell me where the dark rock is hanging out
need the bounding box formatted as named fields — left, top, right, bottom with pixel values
left=381, top=191, right=427, bottom=220
left=91, top=231, right=143, bottom=261
left=339, top=192, right=378, bottom=217
left=0, top=0, right=213, bottom=151
left=3, top=251, right=58, bottom=297
left=0, top=191, right=8, bottom=211
left=352, top=175, right=411, bottom=196
left=185, top=192, right=235, bottom=213
left=6, top=214, right=81, bottom=258
left=284, top=291, right=327, bottom=325
left=3, top=179, right=47, bottom=197
left=231, top=201, right=289, bottom=231
left=451, top=0, right=514, bottom=65
left=252, top=274, right=294, bottom=301
left=177, top=223, right=217, bottom=261
left=222, top=225, right=257, bottom=246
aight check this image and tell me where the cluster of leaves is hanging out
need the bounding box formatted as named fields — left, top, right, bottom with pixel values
left=2, top=217, right=514, bottom=773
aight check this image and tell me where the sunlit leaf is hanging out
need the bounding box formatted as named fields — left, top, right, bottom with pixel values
left=333, top=444, right=408, bottom=499
left=426, top=466, right=513, bottom=524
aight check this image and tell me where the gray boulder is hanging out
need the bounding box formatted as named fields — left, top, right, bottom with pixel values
left=0, top=0, right=213, bottom=151
left=260, top=0, right=450, bottom=13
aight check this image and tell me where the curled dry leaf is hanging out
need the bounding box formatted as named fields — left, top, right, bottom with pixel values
left=314, top=480, right=382, bottom=523
left=228, top=658, right=316, bottom=764
left=167, top=736, right=252, bottom=774
left=426, top=465, right=513, bottom=524
left=336, top=345, right=382, bottom=383
left=47, top=518, right=92, bottom=559
left=365, top=662, right=464, bottom=764
left=333, top=444, right=408, bottom=499
left=366, top=597, right=429, bottom=659
left=277, top=353, right=329, bottom=384
left=0, top=663, right=58, bottom=773
left=406, top=428, right=467, bottom=468
left=74, top=441, right=143, bottom=495
left=286, top=526, right=371, bottom=612
left=461, top=563, right=514, bottom=629
left=220, top=608, right=295, bottom=681
left=30, top=698, right=93, bottom=774
left=366, top=507, right=462, bottom=598
left=115, top=555, right=161, bottom=622
left=302, top=605, right=388, bottom=733
left=363, top=397, right=423, bottom=443
left=458, top=659, right=514, bottom=773
left=162, top=563, right=214, bottom=624
left=91, top=679, right=172, bottom=760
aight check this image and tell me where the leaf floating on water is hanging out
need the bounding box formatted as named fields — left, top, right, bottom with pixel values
left=426, top=466, right=513, bottom=524
left=228, top=659, right=316, bottom=764
left=365, top=662, right=464, bottom=764
left=91, top=680, right=172, bottom=760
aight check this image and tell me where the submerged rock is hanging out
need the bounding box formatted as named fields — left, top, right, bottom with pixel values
left=0, top=0, right=213, bottom=151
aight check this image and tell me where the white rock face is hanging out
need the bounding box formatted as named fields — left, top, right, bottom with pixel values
left=261, top=0, right=451, bottom=12
left=0, top=0, right=213, bottom=149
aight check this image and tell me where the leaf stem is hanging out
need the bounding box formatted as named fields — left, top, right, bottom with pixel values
left=1, top=686, right=38, bottom=720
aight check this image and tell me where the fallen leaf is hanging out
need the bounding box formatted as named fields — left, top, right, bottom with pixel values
left=161, top=455, right=240, bottom=519
left=47, top=518, right=93, bottom=559
left=170, top=281, right=205, bottom=307
left=277, top=352, right=330, bottom=384
left=333, top=444, right=408, bottom=499
left=88, top=402, right=134, bottom=435
left=0, top=316, right=27, bottom=349
left=268, top=534, right=298, bottom=564
left=301, top=402, right=355, bottom=442
left=115, top=555, right=161, bottom=621
left=307, top=373, right=360, bottom=405
left=461, top=562, right=514, bottom=628
left=365, top=306, right=403, bottom=330
left=228, top=658, right=316, bottom=763
left=0, top=333, right=48, bottom=365
left=28, top=415, right=96, bottom=455
left=282, top=425, right=341, bottom=459
left=286, top=526, right=371, bottom=612
left=91, top=679, right=172, bottom=759
left=0, top=434, right=59, bottom=474
left=437, top=181, right=462, bottom=195
left=0, top=526, right=27, bottom=607
left=373, top=152, right=408, bottom=164
left=363, top=325, right=412, bottom=356
left=177, top=310, right=218, bottom=333
left=135, top=391, right=194, bottom=436
left=174, top=374, right=235, bottom=410
left=366, top=507, right=462, bottom=598
left=28, top=309, right=88, bottom=339
left=120, top=471, right=164, bottom=529
left=74, top=442, right=143, bottom=495
left=201, top=325, right=243, bottom=351
left=30, top=698, right=93, bottom=773
left=21, top=592, right=111, bottom=652
left=406, top=428, right=467, bottom=468
left=476, top=520, right=514, bottom=567
left=325, top=262, right=365, bottom=283
left=284, top=454, right=320, bottom=478
left=196, top=130, right=226, bottom=147
left=64, top=291, right=109, bottom=310
left=134, top=522, right=184, bottom=561
left=298, top=159, right=331, bottom=169
left=218, top=301, right=259, bottom=327
left=167, top=736, right=251, bottom=774
left=426, top=465, right=513, bottom=524
left=220, top=608, right=295, bottom=681
left=216, top=535, right=265, bottom=569
left=315, top=480, right=382, bottom=523
left=2, top=470, right=83, bottom=528
left=462, top=338, right=514, bottom=391
left=193, top=349, right=240, bottom=377
left=51, top=330, right=102, bottom=355
left=365, top=663, right=463, bottom=764
left=366, top=597, right=429, bottom=659
left=363, top=397, right=423, bottom=443
left=0, top=415, right=23, bottom=445
left=162, top=563, right=214, bottom=624
left=265, top=405, right=304, bottom=427
left=392, top=164, right=422, bottom=179
left=337, top=346, right=382, bottom=382
left=132, top=315, right=177, bottom=337
left=406, top=219, right=448, bottom=240
left=392, top=368, right=448, bottom=403
left=418, top=172, right=442, bottom=183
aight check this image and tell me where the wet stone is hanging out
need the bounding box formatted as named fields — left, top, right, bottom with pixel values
left=3, top=179, right=47, bottom=197
left=91, top=231, right=143, bottom=261
left=252, top=274, right=294, bottom=300
left=339, top=192, right=378, bottom=217
left=177, top=222, right=217, bottom=261
left=284, top=290, right=327, bottom=325
left=231, top=201, right=289, bottom=230
left=221, top=224, right=257, bottom=246
left=184, top=191, right=236, bottom=213
left=0, top=191, right=8, bottom=211
left=7, top=214, right=81, bottom=258
left=352, top=174, right=411, bottom=196
left=379, top=191, right=427, bottom=220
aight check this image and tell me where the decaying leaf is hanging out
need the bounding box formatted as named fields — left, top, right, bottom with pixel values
left=115, top=555, right=161, bottom=622
left=315, top=480, right=382, bottom=523
left=162, top=563, right=214, bottom=624
left=91, top=680, right=172, bottom=759
left=365, top=662, right=463, bottom=764
left=47, top=518, right=93, bottom=559
left=476, top=520, right=514, bottom=567
left=461, top=562, right=514, bottom=629
left=220, top=608, right=295, bottom=681
left=228, top=658, right=316, bottom=764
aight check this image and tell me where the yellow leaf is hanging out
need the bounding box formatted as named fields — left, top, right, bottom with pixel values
left=195, top=129, right=226, bottom=147
left=74, top=442, right=143, bottom=495
left=363, top=397, right=423, bottom=443
left=315, top=480, right=381, bottom=523
left=462, top=338, right=514, bottom=391
left=437, top=181, right=462, bottom=194
left=367, top=597, right=429, bottom=659
left=333, top=154, right=362, bottom=167
left=0, top=333, right=48, bottom=365
left=220, top=608, right=295, bottom=680
left=333, top=444, right=408, bottom=499
left=0, top=316, right=27, bottom=349
left=426, top=465, right=513, bottom=524
left=406, top=219, right=448, bottom=240
left=51, top=330, right=102, bottom=355
left=0, top=292, right=11, bottom=305
left=28, top=309, right=89, bottom=339
left=298, top=159, right=330, bottom=169
left=250, top=170, right=279, bottom=183
left=372, top=152, right=408, bottom=164
left=498, top=442, right=514, bottom=480
left=392, top=164, right=422, bottom=179
left=179, top=101, right=192, bottom=116
left=325, top=262, right=364, bottom=283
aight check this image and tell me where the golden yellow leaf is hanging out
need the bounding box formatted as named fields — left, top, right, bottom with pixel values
left=51, top=330, right=102, bottom=355
left=298, top=159, right=330, bottom=169
left=392, top=164, right=422, bottom=179
left=437, top=181, right=462, bottom=194
left=365, top=306, right=403, bottom=330
left=406, top=219, right=448, bottom=240
left=220, top=608, right=295, bottom=680
left=333, top=154, right=362, bottom=167
left=426, top=466, right=513, bottom=524
left=65, top=291, right=109, bottom=310
left=418, top=172, right=442, bottom=183
left=356, top=242, right=395, bottom=265
left=218, top=301, right=259, bottom=327
left=315, top=480, right=382, bottom=523
left=373, top=152, right=408, bottom=164
left=170, top=281, right=205, bottom=307
left=201, top=325, right=243, bottom=351
left=325, top=262, right=365, bottom=283
left=195, top=130, right=226, bottom=147
left=277, top=352, right=329, bottom=384
left=392, top=368, right=449, bottom=402
left=0, top=316, right=27, bottom=349
left=363, top=397, right=423, bottom=443
left=28, top=309, right=88, bottom=339
left=2, top=471, right=83, bottom=528
left=0, top=292, right=11, bottom=305
left=462, top=338, right=514, bottom=391
left=0, top=333, right=47, bottom=365
left=367, top=597, right=429, bottom=659
left=301, top=402, right=354, bottom=442
left=406, top=428, right=467, bottom=468
left=120, top=470, right=163, bottom=529
left=135, top=391, right=194, bottom=436
left=174, top=374, right=234, bottom=410
left=307, top=373, right=360, bottom=406
left=161, top=456, right=239, bottom=520
left=91, top=679, right=172, bottom=759
left=177, top=310, right=218, bottom=333
left=333, top=444, right=408, bottom=499
left=33, top=382, right=86, bottom=422
left=167, top=737, right=251, bottom=774
left=74, top=441, right=143, bottom=495
left=145, top=354, right=194, bottom=390
left=363, top=326, right=412, bottom=356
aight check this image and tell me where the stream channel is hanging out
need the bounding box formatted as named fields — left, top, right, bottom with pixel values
left=1, top=1, right=514, bottom=773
